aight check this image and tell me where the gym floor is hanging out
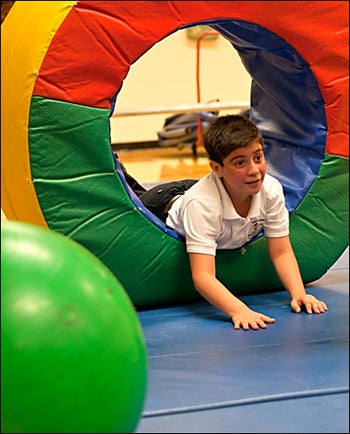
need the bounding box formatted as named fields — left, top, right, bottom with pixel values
left=135, top=247, right=348, bottom=433
left=119, top=145, right=349, bottom=434
left=116, top=144, right=210, bottom=186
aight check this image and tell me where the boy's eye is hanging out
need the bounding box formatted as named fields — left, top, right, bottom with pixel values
left=234, top=160, right=244, bottom=167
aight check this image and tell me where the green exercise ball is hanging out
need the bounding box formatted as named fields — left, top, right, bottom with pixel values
left=1, top=221, right=147, bottom=433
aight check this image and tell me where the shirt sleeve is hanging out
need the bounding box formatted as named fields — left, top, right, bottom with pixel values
left=182, top=199, right=220, bottom=255
left=263, top=180, right=289, bottom=238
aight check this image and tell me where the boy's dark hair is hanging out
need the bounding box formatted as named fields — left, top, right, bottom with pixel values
left=202, top=114, right=264, bottom=165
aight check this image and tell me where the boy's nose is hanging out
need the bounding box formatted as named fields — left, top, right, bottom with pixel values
left=248, top=160, right=259, bottom=174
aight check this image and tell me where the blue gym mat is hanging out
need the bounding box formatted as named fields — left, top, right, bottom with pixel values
left=136, top=247, right=349, bottom=433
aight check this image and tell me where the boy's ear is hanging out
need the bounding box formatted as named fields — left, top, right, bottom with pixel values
left=210, top=160, right=223, bottom=177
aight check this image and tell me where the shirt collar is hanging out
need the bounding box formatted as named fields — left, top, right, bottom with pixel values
left=211, top=171, right=261, bottom=220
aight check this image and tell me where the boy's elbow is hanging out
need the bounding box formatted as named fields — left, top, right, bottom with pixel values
left=191, top=272, right=214, bottom=292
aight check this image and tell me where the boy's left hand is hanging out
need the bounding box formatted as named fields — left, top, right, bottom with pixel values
left=290, top=294, right=328, bottom=314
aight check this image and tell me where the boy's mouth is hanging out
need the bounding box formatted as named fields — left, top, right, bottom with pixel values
left=246, top=179, right=261, bottom=185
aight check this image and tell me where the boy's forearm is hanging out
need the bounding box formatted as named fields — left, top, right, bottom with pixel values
left=267, top=236, right=306, bottom=299
left=271, top=251, right=306, bottom=299
left=192, top=273, right=246, bottom=317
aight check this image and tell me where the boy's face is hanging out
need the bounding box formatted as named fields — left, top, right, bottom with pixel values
left=210, top=141, right=266, bottom=200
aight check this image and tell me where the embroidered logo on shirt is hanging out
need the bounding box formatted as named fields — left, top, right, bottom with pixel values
left=248, top=218, right=264, bottom=238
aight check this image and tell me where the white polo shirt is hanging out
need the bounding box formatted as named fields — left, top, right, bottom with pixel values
left=166, top=171, right=289, bottom=256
